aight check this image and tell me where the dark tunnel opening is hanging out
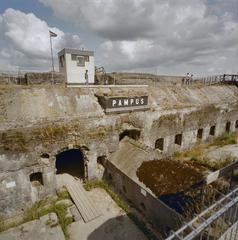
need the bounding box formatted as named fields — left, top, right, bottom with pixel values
left=55, top=149, right=84, bottom=179
left=119, top=129, right=141, bottom=141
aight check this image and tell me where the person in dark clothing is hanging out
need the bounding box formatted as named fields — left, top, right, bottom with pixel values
left=181, top=77, right=185, bottom=85
left=85, top=69, right=89, bottom=85
left=190, top=74, right=193, bottom=85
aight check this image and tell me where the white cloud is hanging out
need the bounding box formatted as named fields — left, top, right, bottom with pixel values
left=39, top=0, right=238, bottom=75
left=0, top=8, right=82, bottom=71
left=39, top=0, right=156, bottom=40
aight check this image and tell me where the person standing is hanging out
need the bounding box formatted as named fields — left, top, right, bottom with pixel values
left=185, top=73, right=190, bottom=85
left=181, top=77, right=185, bottom=86
left=85, top=69, right=89, bottom=85
left=190, top=74, right=193, bottom=85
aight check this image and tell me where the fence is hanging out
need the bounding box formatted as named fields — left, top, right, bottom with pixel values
left=195, top=74, right=238, bottom=86
left=166, top=186, right=238, bottom=240
left=0, top=70, right=65, bottom=85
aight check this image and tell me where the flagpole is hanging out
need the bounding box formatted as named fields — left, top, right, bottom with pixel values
left=50, top=34, right=54, bottom=72
left=49, top=30, right=57, bottom=84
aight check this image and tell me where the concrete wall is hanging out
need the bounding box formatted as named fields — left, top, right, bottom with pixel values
left=0, top=152, right=56, bottom=216
left=106, top=161, right=182, bottom=232
left=1, top=84, right=238, bottom=217
left=144, top=107, right=238, bottom=153
left=25, top=72, right=65, bottom=85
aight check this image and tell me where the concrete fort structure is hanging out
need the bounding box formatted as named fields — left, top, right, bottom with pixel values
left=1, top=79, right=238, bottom=232
left=58, top=48, right=95, bottom=84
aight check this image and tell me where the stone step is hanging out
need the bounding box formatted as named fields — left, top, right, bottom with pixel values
left=65, top=180, right=101, bottom=223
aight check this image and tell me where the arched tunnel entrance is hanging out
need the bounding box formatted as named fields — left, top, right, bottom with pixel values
left=55, top=149, right=85, bottom=179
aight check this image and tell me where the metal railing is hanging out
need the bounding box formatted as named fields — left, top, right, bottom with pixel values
left=166, top=186, right=238, bottom=240
left=195, top=74, right=238, bottom=86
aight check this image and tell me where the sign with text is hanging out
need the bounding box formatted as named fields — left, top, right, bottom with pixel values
left=107, top=96, right=148, bottom=109
left=97, top=95, right=149, bottom=114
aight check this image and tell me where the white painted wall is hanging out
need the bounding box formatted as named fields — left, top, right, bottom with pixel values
left=64, top=53, right=94, bottom=84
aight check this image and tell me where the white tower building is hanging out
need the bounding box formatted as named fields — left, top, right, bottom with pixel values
left=58, top=48, right=95, bottom=84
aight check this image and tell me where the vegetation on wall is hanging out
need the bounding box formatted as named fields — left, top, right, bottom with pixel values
left=0, top=120, right=114, bottom=152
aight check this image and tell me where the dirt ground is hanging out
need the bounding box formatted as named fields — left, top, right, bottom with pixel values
left=137, top=160, right=205, bottom=197
left=68, top=188, right=147, bottom=240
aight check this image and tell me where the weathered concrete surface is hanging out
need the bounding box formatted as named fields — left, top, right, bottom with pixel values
left=1, top=84, right=238, bottom=217
left=109, top=137, right=157, bottom=192
left=0, top=86, right=104, bottom=130
left=25, top=72, right=65, bottom=85
left=69, top=188, right=147, bottom=240
left=106, top=138, right=181, bottom=230
left=0, top=151, right=55, bottom=216
left=1, top=85, right=238, bottom=130
left=205, top=144, right=238, bottom=162
left=0, top=213, right=65, bottom=240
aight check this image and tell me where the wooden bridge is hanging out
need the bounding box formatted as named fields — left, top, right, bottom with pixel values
left=57, top=174, right=101, bottom=223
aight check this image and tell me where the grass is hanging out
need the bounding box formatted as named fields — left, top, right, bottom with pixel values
left=173, top=143, right=206, bottom=160
left=173, top=131, right=238, bottom=170
left=210, top=132, right=237, bottom=147
left=191, top=155, right=235, bottom=171
left=0, top=191, right=73, bottom=239
left=53, top=203, right=73, bottom=238
left=23, top=198, right=50, bottom=222
left=84, top=180, right=157, bottom=240
left=57, top=188, right=71, bottom=200
left=209, top=155, right=235, bottom=170
left=23, top=201, right=73, bottom=239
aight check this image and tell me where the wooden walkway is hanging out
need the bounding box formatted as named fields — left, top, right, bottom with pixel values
left=59, top=174, right=101, bottom=223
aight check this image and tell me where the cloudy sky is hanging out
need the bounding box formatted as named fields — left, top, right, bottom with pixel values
left=0, top=0, right=237, bottom=76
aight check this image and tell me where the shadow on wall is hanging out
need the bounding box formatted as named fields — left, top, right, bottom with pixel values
left=87, top=215, right=147, bottom=240
left=119, top=129, right=141, bottom=141
left=159, top=192, right=195, bottom=215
